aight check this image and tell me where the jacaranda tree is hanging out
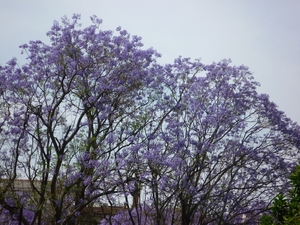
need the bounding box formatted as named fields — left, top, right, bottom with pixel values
left=0, top=14, right=299, bottom=225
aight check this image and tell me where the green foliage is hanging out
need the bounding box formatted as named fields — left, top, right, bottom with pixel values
left=260, top=165, right=300, bottom=225
left=260, top=215, right=274, bottom=225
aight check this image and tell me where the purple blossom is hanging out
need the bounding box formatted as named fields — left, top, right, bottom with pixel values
left=0, top=13, right=299, bottom=225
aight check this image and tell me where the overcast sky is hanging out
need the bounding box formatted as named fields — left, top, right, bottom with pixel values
left=1, top=0, right=300, bottom=123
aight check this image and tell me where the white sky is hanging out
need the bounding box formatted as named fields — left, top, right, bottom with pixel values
left=1, top=0, right=300, bottom=123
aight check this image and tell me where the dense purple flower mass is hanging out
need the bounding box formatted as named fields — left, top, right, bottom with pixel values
left=0, top=14, right=299, bottom=225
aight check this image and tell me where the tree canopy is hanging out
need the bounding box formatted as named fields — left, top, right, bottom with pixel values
left=0, top=14, right=299, bottom=225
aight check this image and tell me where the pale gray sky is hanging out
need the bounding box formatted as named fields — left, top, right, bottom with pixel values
left=1, top=0, right=300, bottom=123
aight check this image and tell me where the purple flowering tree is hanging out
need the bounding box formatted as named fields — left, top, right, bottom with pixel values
left=153, top=58, right=300, bottom=224
left=1, top=14, right=300, bottom=225
left=103, top=58, right=300, bottom=225
left=0, top=14, right=161, bottom=225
